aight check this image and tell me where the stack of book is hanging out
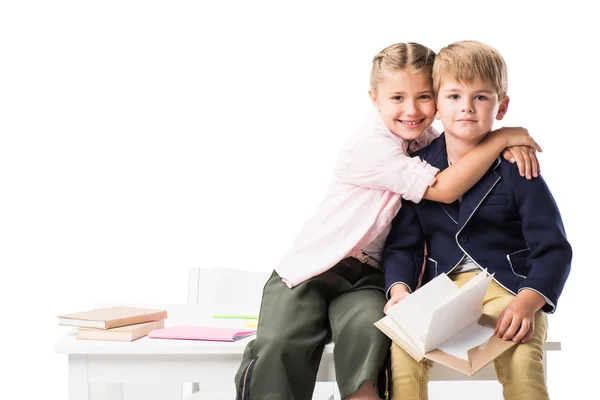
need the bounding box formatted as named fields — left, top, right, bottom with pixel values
left=57, top=306, right=168, bottom=342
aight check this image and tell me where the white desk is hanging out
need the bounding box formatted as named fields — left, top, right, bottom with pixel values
left=55, top=304, right=561, bottom=399
left=54, top=304, right=335, bottom=400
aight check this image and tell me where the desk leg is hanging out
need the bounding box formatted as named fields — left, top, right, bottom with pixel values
left=181, top=382, right=200, bottom=397
left=69, top=355, right=90, bottom=400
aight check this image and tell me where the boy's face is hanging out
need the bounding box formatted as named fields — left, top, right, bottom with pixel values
left=369, top=69, right=436, bottom=141
left=436, top=79, right=509, bottom=143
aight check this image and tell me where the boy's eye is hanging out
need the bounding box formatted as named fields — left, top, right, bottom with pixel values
left=391, top=96, right=404, bottom=101
left=448, top=94, right=459, bottom=100
left=419, top=94, right=432, bottom=100
left=474, top=95, right=488, bottom=101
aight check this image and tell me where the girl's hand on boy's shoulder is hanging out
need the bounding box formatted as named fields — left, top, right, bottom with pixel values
left=494, top=126, right=543, bottom=180
left=502, top=146, right=540, bottom=180
left=384, top=284, right=410, bottom=313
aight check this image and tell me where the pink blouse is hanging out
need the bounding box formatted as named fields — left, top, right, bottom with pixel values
left=275, top=110, right=439, bottom=288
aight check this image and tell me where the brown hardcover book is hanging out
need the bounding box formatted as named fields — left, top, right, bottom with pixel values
left=58, top=306, right=168, bottom=329
left=77, top=319, right=165, bottom=341
left=374, top=271, right=517, bottom=376
left=375, top=314, right=517, bottom=376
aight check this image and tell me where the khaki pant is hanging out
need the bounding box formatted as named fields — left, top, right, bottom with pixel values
left=390, top=271, right=549, bottom=400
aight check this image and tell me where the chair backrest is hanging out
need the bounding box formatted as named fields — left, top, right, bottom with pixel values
left=187, top=267, right=271, bottom=315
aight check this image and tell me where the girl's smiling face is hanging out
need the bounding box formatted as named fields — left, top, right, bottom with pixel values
left=369, top=69, right=436, bottom=141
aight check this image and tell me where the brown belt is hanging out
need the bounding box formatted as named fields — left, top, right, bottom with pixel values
left=353, top=250, right=384, bottom=273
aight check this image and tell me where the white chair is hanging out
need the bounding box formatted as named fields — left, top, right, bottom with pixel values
left=184, top=267, right=337, bottom=400
left=183, top=267, right=562, bottom=399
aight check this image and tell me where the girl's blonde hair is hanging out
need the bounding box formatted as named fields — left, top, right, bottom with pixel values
left=370, top=42, right=436, bottom=92
left=433, top=40, right=508, bottom=99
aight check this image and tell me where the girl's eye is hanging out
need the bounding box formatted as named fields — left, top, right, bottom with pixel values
left=475, top=95, right=488, bottom=101
left=419, top=94, right=432, bottom=100
left=391, top=96, right=403, bottom=101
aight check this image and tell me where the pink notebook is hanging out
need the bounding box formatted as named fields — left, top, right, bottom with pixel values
left=148, top=325, right=257, bottom=342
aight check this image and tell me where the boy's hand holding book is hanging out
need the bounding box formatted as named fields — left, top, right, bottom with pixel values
left=384, top=283, right=410, bottom=313
left=375, top=270, right=519, bottom=376
left=494, top=289, right=546, bottom=344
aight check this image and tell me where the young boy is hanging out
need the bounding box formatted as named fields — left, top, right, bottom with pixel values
left=383, top=41, right=572, bottom=400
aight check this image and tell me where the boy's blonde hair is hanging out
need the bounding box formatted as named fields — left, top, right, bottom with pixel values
left=370, top=42, right=436, bottom=91
left=433, top=40, right=508, bottom=99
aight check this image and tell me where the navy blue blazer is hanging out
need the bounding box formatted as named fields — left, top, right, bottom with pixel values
left=383, top=133, right=572, bottom=313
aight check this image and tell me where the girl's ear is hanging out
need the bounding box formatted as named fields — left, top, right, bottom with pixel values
left=496, top=96, right=510, bottom=120
left=368, top=89, right=379, bottom=110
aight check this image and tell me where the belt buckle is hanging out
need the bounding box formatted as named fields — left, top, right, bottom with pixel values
left=357, top=251, right=370, bottom=264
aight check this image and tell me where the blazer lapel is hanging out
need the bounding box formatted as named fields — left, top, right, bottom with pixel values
left=457, top=157, right=502, bottom=228
left=423, top=134, right=460, bottom=224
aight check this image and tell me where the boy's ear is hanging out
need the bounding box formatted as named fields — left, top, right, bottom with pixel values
left=368, top=89, right=379, bottom=110
left=496, top=96, right=510, bottom=120
left=435, top=107, right=441, bottom=120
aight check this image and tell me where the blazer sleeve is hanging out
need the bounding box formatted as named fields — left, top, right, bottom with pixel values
left=383, top=200, right=425, bottom=296
left=337, top=136, right=439, bottom=203
left=512, top=167, right=572, bottom=313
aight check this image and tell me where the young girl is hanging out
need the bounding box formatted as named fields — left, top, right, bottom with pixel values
left=234, top=42, right=541, bottom=400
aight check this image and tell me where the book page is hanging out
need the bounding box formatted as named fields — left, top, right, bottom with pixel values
left=374, top=316, right=425, bottom=362
left=456, top=268, right=492, bottom=293
left=423, top=272, right=492, bottom=353
left=386, top=274, right=458, bottom=353
left=437, top=320, right=495, bottom=360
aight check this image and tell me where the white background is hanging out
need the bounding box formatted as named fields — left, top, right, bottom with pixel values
left=1, top=1, right=597, bottom=399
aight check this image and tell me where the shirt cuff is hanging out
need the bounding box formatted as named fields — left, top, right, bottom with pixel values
left=403, top=162, right=439, bottom=203
left=415, top=162, right=439, bottom=184
left=386, top=282, right=412, bottom=300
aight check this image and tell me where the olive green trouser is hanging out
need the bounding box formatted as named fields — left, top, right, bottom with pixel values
left=391, top=271, right=549, bottom=400
left=235, top=258, right=390, bottom=400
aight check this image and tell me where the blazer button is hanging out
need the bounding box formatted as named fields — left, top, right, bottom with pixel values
left=459, top=235, right=468, bottom=243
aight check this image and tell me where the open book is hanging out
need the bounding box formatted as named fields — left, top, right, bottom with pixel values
left=375, top=269, right=517, bottom=376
